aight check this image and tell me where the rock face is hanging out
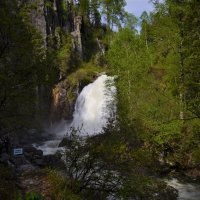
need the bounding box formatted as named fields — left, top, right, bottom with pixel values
left=51, top=79, right=79, bottom=121
left=20, top=0, right=83, bottom=55
left=15, top=0, right=82, bottom=124
left=22, top=0, right=84, bottom=122
left=29, top=0, right=47, bottom=46
left=71, top=16, right=83, bottom=57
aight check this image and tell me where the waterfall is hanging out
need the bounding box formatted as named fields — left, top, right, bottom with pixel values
left=34, top=74, right=116, bottom=154
left=71, top=74, right=116, bottom=135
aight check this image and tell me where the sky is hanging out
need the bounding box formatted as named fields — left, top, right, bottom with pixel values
left=125, top=0, right=154, bottom=17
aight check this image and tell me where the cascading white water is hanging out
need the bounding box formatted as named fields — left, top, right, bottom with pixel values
left=71, top=74, right=116, bottom=135
left=34, top=74, right=116, bottom=154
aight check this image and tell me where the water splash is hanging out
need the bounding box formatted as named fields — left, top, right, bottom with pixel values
left=33, top=140, right=63, bottom=155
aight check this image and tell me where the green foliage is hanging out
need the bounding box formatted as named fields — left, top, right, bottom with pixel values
left=56, top=34, right=73, bottom=76
left=124, top=13, right=138, bottom=31
left=45, top=1, right=53, bottom=9
left=46, top=170, right=81, bottom=200
left=183, top=0, right=200, bottom=118
left=68, top=63, right=103, bottom=85
left=0, top=0, right=45, bottom=133
left=79, top=0, right=90, bottom=16
left=100, top=0, right=126, bottom=29
left=45, top=28, right=74, bottom=83
left=24, top=192, right=44, bottom=200
left=107, top=28, right=151, bottom=121
left=90, top=0, right=101, bottom=26
left=107, top=0, right=200, bottom=171
left=47, top=128, right=176, bottom=199
left=61, top=1, right=67, bottom=12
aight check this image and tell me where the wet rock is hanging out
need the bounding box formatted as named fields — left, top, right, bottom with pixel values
left=21, top=145, right=46, bottom=167
left=24, top=146, right=43, bottom=158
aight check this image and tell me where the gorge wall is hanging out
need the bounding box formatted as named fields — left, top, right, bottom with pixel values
left=19, top=0, right=88, bottom=122
left=22, top=0, right=83, bottom=53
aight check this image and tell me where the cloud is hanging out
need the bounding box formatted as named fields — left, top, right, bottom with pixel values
left=125, top=0, right=154, bottom=17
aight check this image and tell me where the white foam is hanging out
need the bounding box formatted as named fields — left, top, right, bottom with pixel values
left=71, top=75, right=116, bottom=135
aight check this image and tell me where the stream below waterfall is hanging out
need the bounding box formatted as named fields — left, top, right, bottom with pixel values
left=33, top=75, right=200, bottom=200
left=166, top=178, right=200, bottom=200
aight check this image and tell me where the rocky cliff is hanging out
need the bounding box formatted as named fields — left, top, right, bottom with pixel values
left=21, top=0, right=83, bottom=54
left=16, top=0, right=105, bottom=123
left=18, top=0, right=86, bottom=122
left=51, top=79, right=78, bottom=121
